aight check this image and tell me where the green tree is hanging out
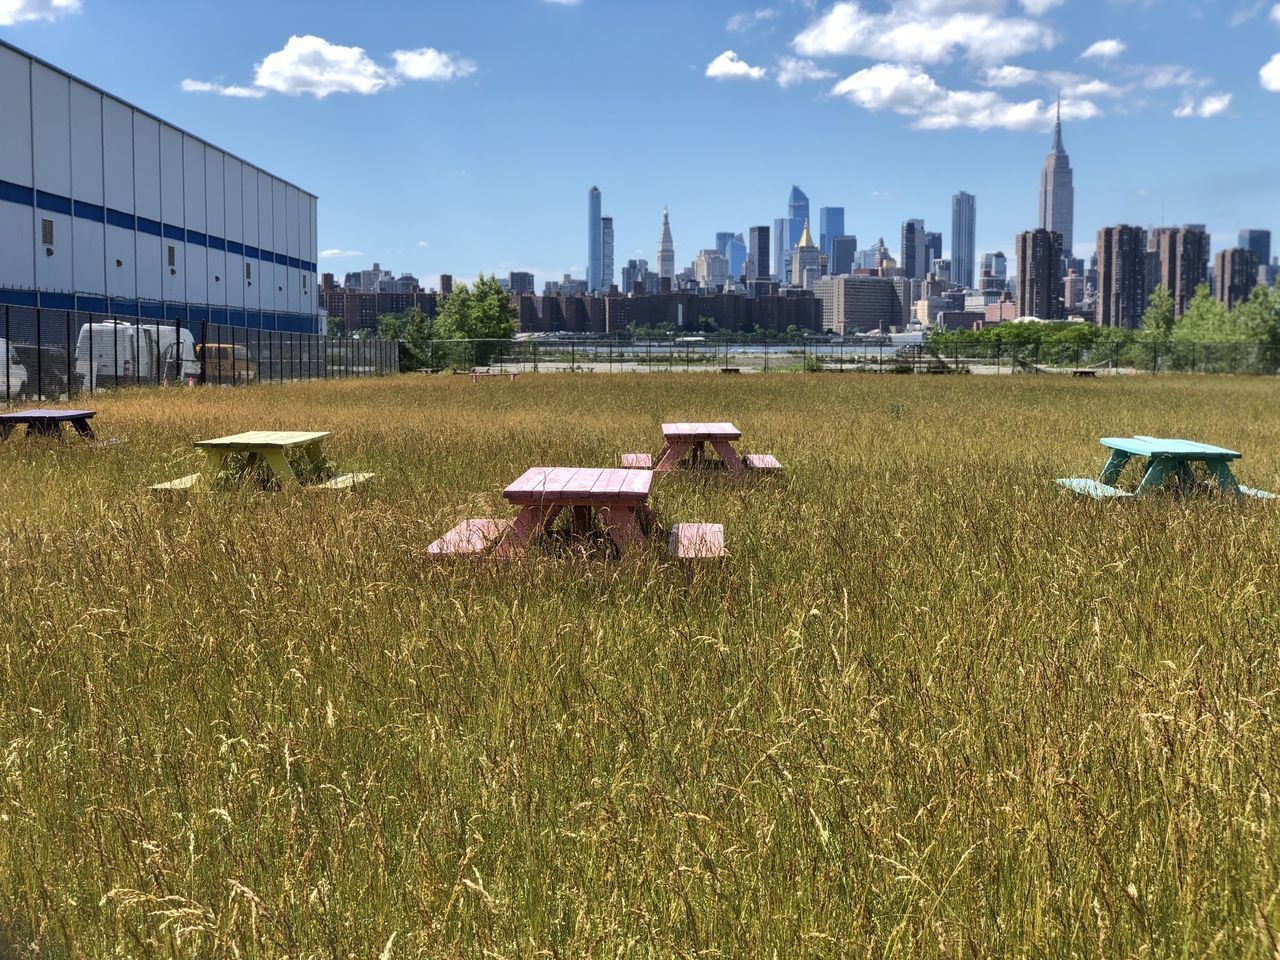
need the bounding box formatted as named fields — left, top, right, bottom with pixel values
left=433, top=275, right=518, bottom=367
left=1174, top=283, right=1229, bottom=341
left=378, top=306, right=435, bottom=371
left=1140, top=285, right=1175, bottom=340
left=326, top=315, right=345, bottom=336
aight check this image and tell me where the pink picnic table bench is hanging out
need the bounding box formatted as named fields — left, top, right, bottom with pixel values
left=496, top=466, right=654, bottom=557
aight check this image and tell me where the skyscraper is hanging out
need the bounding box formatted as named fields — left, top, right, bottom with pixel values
left=1038, top=100, right=1074, bottom=260
left=831, top=235, right=858, bottom=275
left=775, top=186, right=810, bottom=285
left=1156, top=226, right=1210, bottom=316
left=900, top=219, right=928, bottom=279
left=716, top=232, right=747, bottom=279
left=748, top=226, right=770, bottom=281
left=819, top=207, right=845, bottom=262
left=1095, top=225, right=1148, bottom=329
left=789, top=185, right=809, bottom=225
left=1239, top=230, right=1271, bottom=271
left=1016, top=229, right=1064, bottom=320
left=791, top=220, right=821, bottom=290
left=951, top=191, right=977, bottom=289
left=981, top=252, right=1007, bottom=282
left=601, top=216, right=614, bottom=292
left=587, top=186, right=603, bottom=293
left=1214, top=248, right=1258, bottom=309
left=925, top=232, right=942, bottom=274
left=658, top=208, right=675, bottom=281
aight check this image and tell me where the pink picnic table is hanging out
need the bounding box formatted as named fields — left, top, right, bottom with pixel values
left=656, top=422, right=745, bottom=474
left=498, top=466, right=655, bottom=557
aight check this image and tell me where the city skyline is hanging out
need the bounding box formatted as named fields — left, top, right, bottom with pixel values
left=2, top=0, right=1279, bottom=285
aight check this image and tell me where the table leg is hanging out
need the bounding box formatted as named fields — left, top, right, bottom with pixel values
left=0, top=423, right=12, bottom=441
left=599, top=505, right=646, bottom=554
left=1208, top=459, right=1241, bottom=496
left=495, top=504, right=563, bottom=557
left=27, top=419, right=62, bottom=439
left=638, top=504, right=656, bottom=536
left=70, top=418, right=95, bottom=440
left=571, top=506, right=592, bottom=537
left=259, top=449, right=302, bottom=491
left=691, top=441, right=705, bottom=467
left=1099, top=450, right=1131, bottom=485
left=655, top=441, right=690, bottom=473
left=711, top=440, right=747, bottom=475
left=1136, top=457, right=1171, bottom=497
left=1173, top=461, right=1197, bottom=492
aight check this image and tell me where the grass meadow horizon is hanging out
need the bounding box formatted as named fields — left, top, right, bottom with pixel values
left=2, top=372, right=1280, bottom=957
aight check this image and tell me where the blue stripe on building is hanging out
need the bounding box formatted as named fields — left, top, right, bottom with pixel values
left=2, top=180, right=320, bottom=275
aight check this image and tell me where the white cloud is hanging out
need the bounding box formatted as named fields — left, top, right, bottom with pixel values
left=1262, top=53, right=1280, bottom=91
left=1272, top=3, right=1280, bottom=22
left=980, top=66, right=1124, bottom=98
left=1020, top=0, right=1064, bottom=12
left=706, top=50, right=767, bottom=80
left=830, top=62, right=1100, bottom=130
left=320, top=249, right=364, bottom=258
left=1173, top=93, right=1233, bottom=117
left=254, top=35, right=390, bottom=97
left=0, top=0, right=79, bottom=25
left=1081, top=38, right=1126, bottom=60
left=1137, top=64, right=1202, bottom=89
left=183, top=35, right=477, bottom=100
left=793, top=1, right=1056, bottom=64
left=180, top=79, right=266, bottom=99
left=981, top=64, right=1038, bottom=87
left=541, top=0, right=582, bottom=4
left=775, top=56, right=835, bottom=87
left=392, top=48, right=477, bottom=81
left=727, top=7, right=778, bottom=31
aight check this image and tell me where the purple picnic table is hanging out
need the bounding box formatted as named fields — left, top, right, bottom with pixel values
left=497, top=466, right=655, bottom=556
left=0, top=409, right=96, bottom=441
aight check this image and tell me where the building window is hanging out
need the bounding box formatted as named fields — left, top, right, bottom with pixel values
left=167, top=245, right=176, bottom=268
left=245, top=262, right=252, bottom=281
left=302, top=274, right=308, bottom=292
left=41, top=219, right=54, bottom=246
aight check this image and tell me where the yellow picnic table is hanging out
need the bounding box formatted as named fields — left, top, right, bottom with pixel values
left=152, top=430, right=373, bottom=492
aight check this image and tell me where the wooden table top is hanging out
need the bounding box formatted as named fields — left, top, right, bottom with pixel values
left=1101, top=436, right=1241, bottom=460
left=662, top=421, right=741, bottom=441
left=0, top=409, right=96, bottom=421
left=504, top=467, right=653, bottom=505
left=194, top=430, right=330, bottom=450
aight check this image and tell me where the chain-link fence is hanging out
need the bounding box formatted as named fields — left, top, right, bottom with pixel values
left=412, top=337, right=1280, bottom=376
left=0, top=305, right=399, bottom=403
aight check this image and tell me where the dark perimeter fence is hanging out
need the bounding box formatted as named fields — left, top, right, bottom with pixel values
left=408, top=336, right=1280, bottom=377
left=0, top=306, right=399, bottom=403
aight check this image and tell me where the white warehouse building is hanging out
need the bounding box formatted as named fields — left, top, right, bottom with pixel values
left=0, top=39, right=320, bottom=333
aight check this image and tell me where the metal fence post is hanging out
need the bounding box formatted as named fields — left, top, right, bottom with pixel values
left=35, top=309, right=43, bottom=400
left=66, top=310, right=73, bottom=399
left=3, top=305, right=9, bottom=405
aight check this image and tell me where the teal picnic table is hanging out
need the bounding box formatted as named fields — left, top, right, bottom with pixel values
left=1057, top=436, right=1276, bottom=499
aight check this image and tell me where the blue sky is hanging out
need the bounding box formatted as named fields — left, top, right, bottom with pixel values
left=4, top=0, right=1279, bottom=285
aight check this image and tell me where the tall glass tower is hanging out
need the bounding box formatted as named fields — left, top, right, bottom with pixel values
left=951, top=191, right=977, bottom=289
left=587, top=186, right=602, bottom=292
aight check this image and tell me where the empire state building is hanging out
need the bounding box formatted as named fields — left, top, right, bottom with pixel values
left=1038, top=99, right=1074, bottom=257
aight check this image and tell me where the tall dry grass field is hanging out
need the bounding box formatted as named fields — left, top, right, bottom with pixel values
left=2, top=373, right=1280, bottom=958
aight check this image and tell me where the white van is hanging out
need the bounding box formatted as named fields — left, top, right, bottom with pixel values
left=73, top=322, right=199, bottom=390
left=0, top=339, right=29, bottom=399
